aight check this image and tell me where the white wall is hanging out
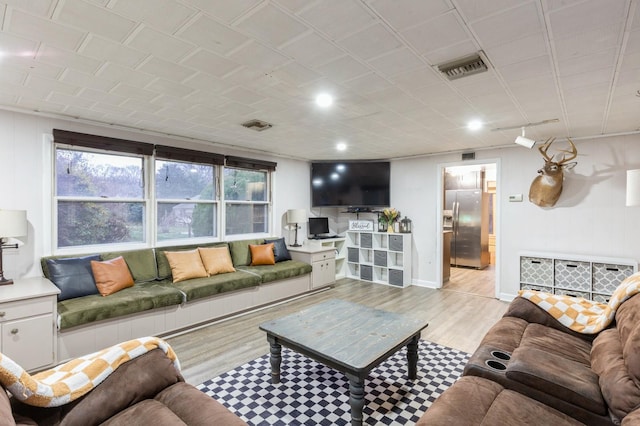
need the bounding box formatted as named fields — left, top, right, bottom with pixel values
left=393, top=134, right=640, bottom=299
left=0, top=109, right=309, bottom=278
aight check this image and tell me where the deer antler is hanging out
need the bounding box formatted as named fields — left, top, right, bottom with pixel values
left=558, top=138, right=578, bottom=164
left=538, top=137, right=556, bottom=161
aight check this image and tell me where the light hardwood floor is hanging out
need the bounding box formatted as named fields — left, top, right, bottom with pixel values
left=444, top=265, right=496, bottom=298
left=166, top=278, right=509, bottom=385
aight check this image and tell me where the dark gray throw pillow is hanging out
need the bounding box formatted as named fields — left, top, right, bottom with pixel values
left=46, top=255, right=101, bottom=301
left=264, top=238, right=291, bottom=262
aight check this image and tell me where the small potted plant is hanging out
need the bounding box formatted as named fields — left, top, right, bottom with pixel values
left=381, top=208, right=399, bottom=233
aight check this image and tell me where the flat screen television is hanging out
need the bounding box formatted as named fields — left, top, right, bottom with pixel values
left=308, top=217, right=330, bottom=238
left=311, top=161, right=390, bottom=209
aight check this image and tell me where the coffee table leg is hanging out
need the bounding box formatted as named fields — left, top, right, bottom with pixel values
left=346, top=373, right=364, bottom=426
left=407, top=334, right=419, bottom=380
left=267, top=335, right=282, bottom=384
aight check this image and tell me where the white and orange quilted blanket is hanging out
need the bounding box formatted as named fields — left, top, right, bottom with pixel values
left=519, top=272, right=640, bottom=334
left=0, top=336, right=179, bottom=407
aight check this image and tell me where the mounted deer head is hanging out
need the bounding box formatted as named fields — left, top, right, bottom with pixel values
left=528, top=138, right=578, bottom=207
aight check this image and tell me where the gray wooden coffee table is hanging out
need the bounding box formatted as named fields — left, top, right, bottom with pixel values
left=259, top=299, right=429, bottom=426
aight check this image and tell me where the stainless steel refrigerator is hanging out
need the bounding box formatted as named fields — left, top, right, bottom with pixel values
left=444, top=189, right=490, bottom=269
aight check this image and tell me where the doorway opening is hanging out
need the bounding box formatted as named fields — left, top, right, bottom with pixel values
left=441, top=162, right=498, bottom=298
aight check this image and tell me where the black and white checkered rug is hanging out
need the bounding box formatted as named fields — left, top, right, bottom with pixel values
left=197, top=340, right=469, bottom=425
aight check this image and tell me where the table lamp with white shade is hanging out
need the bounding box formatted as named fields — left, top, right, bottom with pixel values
left=287, top=209, right=306, bottom=247
left=0, top=209, right=28, bottom=285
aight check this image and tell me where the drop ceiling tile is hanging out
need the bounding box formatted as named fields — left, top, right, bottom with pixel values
left=182, top=72, right=229, bottom=92
left=78, top=87, right=127, bottom=104
left=338, top=23, right=402, bottom=61
left=178, top=15, right=249, bottom=56
left=401, top=11, right=469, bottom=55
left=499, top=55, right=554, bottom=83
left=423, top=40, right=478, bottom=66
left=90, top=102, right=133, bottom=115
left=553, top=26, right=621, bottom=59
left=471, top=2, right=542, bottom=48
left=625, top=28, right=640, bottom=54
left=110, top=0, right=197, bottom=33
left=368, top=47, right=424, bottom=77
left=390, top=67, right=443, bottom=91
left=37, top=45, right=102, bottom=74
left=486, top=32, right=548, bottom=67
left=280, top=32, right=344, bottom=68
left=97, top=62, right=156, bottom=87
left=560, top=67, right=614, bottom=90
left=146, top=78, right=195, bottom=98
left=455, top=0, right=529, bottom=22
left=300, top=0, right=376, bottom=40
left=120, top=98, right=163, bottom=113
left=235, top=3, right=308, bottom=47
left=183, top=0, right=262, bottom=23
left=127, top=26, right=196, bottom=62
left=316, top=55, right=370, bottom=83
left=368, top=0, right=451, bottom=31
left=228, top=41, right=290, bottom=72
left=49, top=92, right=96, bottom=108
left=26, top=74, right=79, bottom=95
left=548, top=0, right=627, bottom=39
left=81, top=35, right=148, bottom=68
left=182, top=49, right=241, bottom=77
left=273, top=0, right=314, bottom=14
left=0, top=32, right=39, bottom=55
left=4, top=0, right=55, bottom=17
left=0, top=66, right=27, bottom=84
left=221, top=86, right=266, bottom=104
left=557, top=49, right=617, bottom=77
left=269, top=62, right=322, bottom=86
left=138, top=57, right=197, bottom=82
left=110, top=83, right=158, bottom=101
left=343, top=72, right=392, bottom=95
left=7, top=9, right=85, bottom=50
left=215, top=101, right=257, bottom=116
left=3, top=57, right=63, bottom=78
left=57, top=0, right=137, bottom=42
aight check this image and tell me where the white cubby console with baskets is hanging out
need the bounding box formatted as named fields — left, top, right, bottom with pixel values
left=519, top=252, right=638, bottom=303
left=346, top=231, right=412, bottom=287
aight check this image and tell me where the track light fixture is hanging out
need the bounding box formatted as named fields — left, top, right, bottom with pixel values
left=515, top=127, right=536, bottom=148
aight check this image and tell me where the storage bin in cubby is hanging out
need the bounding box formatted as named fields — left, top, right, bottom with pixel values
left=360, top=265, right=372, bottom=281
left=593, top=263, right=635, bottom=294
left=520, top=257, right=553, bottom=285
left=347, top=247, right=359, bottom=263
left=374, top=250, right=387, bottom=267
left=389, top=269, right=403, bottom=287
left=389, top=235, right=403, bottom=251
left=520, top=284, right=552, bottom=293
left=554, top=288, right=590, bottom=299
left=555, top=260, right=591, bottom=291
left=592, top=293, right=611, bottom=304
left=361, top=233, right=373, bottom=248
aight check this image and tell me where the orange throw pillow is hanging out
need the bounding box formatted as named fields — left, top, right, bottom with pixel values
left=90, top=256, right=135, bottom=296
left=249, top=243, right=276, bottom=266
left=198, top=246, right=236, bottom=276
left=164, top=249, right=208, bottom=283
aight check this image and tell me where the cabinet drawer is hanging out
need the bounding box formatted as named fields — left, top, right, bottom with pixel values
left=555, top=260, right=591, bottom=291
left=2, top=314, right=54, bottom=371
left=0, top=297, right=53, bottom=322
left=520, top=257, right=553, bottom=285
left=593, top=263, right=634, bottom=294
left=309, top=250, right=335, bottom=263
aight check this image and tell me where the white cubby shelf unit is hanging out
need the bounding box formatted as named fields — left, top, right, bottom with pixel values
left=519, top=251, right=638, bottom=303
left=346, top=231, right=412, bottom=287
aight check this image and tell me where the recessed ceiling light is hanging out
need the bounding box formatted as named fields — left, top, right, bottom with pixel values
left=316, top=93, right=333, bottom=107
left=467, top=120, right=483, bottom=131
left=336, top=142, right=347, bottom=151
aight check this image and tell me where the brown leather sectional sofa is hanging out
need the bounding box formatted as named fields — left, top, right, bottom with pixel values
left=418, top=293, right=640, bottom=425
left=3, top=349, right=247, bottom=426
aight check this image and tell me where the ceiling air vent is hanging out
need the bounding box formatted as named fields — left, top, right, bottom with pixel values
left=438, top=53, right=488, bottom=81
left=241, top=119, right=273, bottom=132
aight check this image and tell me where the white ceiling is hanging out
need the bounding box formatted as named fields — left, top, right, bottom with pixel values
left=0, top=0, right=638, bottom=160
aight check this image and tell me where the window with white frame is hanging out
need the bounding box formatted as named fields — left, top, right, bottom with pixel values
left=52, top=129, right=276, bottom=251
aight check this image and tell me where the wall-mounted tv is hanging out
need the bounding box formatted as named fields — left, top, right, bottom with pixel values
left=311, top=161, right=390, bottom=209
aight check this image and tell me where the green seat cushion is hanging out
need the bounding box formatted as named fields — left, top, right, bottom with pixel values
left=100, top=249, right=157, bottom=282
left=228, top=239, right=266, bottom=266
left=238, top=260, right=312, bottom=283
left=172, top=270, right=261, bottom=301
left=57, top=281, right=184, bottom=330
left=155, top=243, right=227, bottom=280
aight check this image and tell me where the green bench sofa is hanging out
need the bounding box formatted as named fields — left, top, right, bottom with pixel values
left=41, top=239, right=313, bottom=361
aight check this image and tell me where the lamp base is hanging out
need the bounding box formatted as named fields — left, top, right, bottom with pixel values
left=290, top=243, right=302, bottom=247
left=0, top=277, right=14, bottom=286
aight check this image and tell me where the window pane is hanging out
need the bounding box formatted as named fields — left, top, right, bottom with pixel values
left=224, top=168, right=266, bottom=201
left=58, top=201, right=144, bottom=247
left=156, top=160, right=214, bottom=200
left=56, top=148, right=143, bottom=198
left=225, top=204, right=267, bottom=235
left=157, top=202, right=216, bottom=241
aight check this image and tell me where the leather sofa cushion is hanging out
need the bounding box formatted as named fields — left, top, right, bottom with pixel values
left=171, top=270, right=261, bottom=302
left=0, top=389, right=16, bottom=426
left=506, top=347, right=606, bottom=414
left=416, top=376, right=584, bottom=426
left=237, top=260, right=313, bottom=284
left=519, top=323, right=591, bottom=365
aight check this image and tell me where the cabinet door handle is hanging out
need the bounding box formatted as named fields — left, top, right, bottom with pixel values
left=10, top=329, right=18, bottom=335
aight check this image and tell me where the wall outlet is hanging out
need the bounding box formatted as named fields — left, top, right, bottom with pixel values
left=509, top=194, right=523, bottom=202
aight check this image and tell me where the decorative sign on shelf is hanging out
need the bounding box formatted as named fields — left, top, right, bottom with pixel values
left=349, top=220, right=374, bottom=231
